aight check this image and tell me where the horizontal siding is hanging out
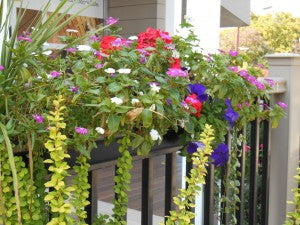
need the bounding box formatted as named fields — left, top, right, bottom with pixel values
left=117, top=19, right=157, bottom=35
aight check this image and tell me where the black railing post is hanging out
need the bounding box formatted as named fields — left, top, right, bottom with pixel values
left=204, top=162, right=215, bottom=225
left=261, top=113, right=271, bottom=225
left=141, top=158, right=154, bottom=225
left=165, top=152, right=177, bottom=221
left=236, top=125, right=247, bottom=225
left=249, top=118, right=260, bottom=225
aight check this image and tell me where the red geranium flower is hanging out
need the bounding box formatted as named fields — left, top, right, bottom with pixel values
left=137, top=27, right=172, bottom=49
left=184, top=94, right=203, bottom=117
left=170, top=58, right=181, bottom=69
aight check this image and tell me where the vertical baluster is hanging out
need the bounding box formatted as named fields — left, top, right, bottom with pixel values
left=221, top=133, right=231, bottom=225
left=85, top=170, right=98, bottom=225
left=261, top=104, right=271, bottom=225
left=204, top=162, right=215, bottom=225
left=141, top=158, right=154, bottom=225
left=165, top=152, right=177, bottom=221
left=236, top=126, right=247, bottom=225
left=249, top=118, right=260, bottom=225
left=185, top=160, right=195, bottom=224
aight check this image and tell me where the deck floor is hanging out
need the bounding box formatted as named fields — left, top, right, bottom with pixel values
left=95, top=154, right=183, bottom=220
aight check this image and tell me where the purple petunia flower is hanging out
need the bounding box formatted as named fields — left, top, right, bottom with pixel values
left=111, top=38, right=123, bottom=47
left=90, top=35, right=101, bottom=42
left=66, top=48, right=77, bottom=53
left=187, top=141, right=205, bottom=154
left=71, top=86, right=78, bottom=93
left=50, top=71, right=61, bottom=78
left=17, top=35, right=32, bottom=43
left=228, top=66, right=238, bottom=73
left=278, top=101, right=287, bottom=109
left=229, top=50, right=238, bottom=57
left=187, top=83, right=208, bottom=102
left=167, top=68, right=187, bottom=77
left=224, top=99, right=239, bottom=128
left=75, top=127, right=88, bottom=135
left=211, top=143, right=229, bottom=167
left=33, top=114, right=44, bottom=124
left=95, top=63, right=103, bottom=69
left=0, top=65, right=4, bottom=71
left=106, top=17, right=119, bottom=25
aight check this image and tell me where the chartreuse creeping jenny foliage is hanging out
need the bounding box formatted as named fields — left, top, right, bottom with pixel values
left=44, top=95, right=75, bottom=225
left=285, top=162, right=300, bottom=225
left=164, top=124, right=214, bottom=225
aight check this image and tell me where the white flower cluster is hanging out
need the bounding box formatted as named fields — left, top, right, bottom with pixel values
left=105, top=68, right=116, bottom=74
left=117, top=68, right=131, bottom=74
left=150, top=129, right=162, bottom=141
left=150, top=83, right=160, bottom=93
left=110, top=97, right=123, bottom=105
left=95, top=127, right=105, bottom=134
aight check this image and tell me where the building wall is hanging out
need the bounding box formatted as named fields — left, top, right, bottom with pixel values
left=108, top=0, right=165, bottom=36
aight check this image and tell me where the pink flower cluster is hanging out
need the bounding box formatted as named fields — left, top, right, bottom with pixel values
left=75, top=127, right=88, bottom=135
left=238, top=70, right=265, bottom=90
left=166, top=68, right=187, bottom=77
left=17, top=32, right=32, bottom=43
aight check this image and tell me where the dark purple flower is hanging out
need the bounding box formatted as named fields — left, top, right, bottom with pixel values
left=187, top=141, right=205, bottom=154
left=106, top=17, right=119, bottom=25
left=278, top=101, right=287, bottom=109
left=229, top=50, right=238, bottom=57
left=228, top=66, right=238, bottom=73
left=166, top=98, right=172, bottom=106
left=224, top=99, right=239, bottom=128
left=187, top=83, right=208, bottom=102
left=211, top=143, right=229, bottom=167
left=71, top=86, right=78, bottom=93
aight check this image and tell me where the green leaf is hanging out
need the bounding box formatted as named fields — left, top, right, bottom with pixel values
left=131, top=135, right=144, bottom=149
left=184, top=120, right=194, bottom=133
left=108, top=82, right=122, bottom=93
left=141, top=109, right=152, bottom=128
left=138, top=142, right=152, bottom=156
left=107, top=115, right=121, bottom=133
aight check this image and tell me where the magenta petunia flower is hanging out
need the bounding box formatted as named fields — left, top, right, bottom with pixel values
left=17, top=35, right=32, bottom=43
left=66, top=48, right=77, bottom=53
left=71, top=86, right=78, bottom=93
left=229, top=50, right=238, bottom=57
left=166, top=68, right=187, bottom=77
left=95, top=63, right=103, bottom=69
left=228, top=66, right=238, bottom=73
left=94, top=51, right=101, bottom=57
left=90, top=35, right=101, bottom=42
left=106, top=17, right=119, bottom=25
left=0, top=65, right=4, bottom=71
left=75, top=127, right=88, bottom=135
left=50, top=71, right=61, bottom=78
left=278, top=101, right=287, bottom=109
left=111, top=38, right=122, bottom=47
left=33, top=114, right=44, bottom=124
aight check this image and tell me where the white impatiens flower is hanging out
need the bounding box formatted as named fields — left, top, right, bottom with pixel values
left=104, top=68, right=116, bottom=74
left=138, top=91, right=144, bottom=95
left=150, top=83, right=161, bottom=93
left=134, top=80, right=139, bottom=84
left=110, top=97, right=123, bottom=105
left=43, top=50, right=52, bottom=56
left=128, top=36, right=138, bottom=40
left=131, top=98, right=140, bottom=105
left=117, top=68, right=131, bottom=74
left=150, top=129, right=162, bottom=141
left=172, top=50, right=180, bottom=58
left=77, top=45, right=91, bottom=51
left=95, top=127, right=105, bottom=134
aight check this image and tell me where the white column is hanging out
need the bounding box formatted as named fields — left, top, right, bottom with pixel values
left=186, top=0, right=221, bottom=53
left=267, top=53, right=300, bottom=225
left=165, top=0, right=182, bottom=35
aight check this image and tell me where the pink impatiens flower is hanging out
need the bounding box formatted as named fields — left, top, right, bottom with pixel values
left=33, top=114, right=44, bottom=124
left=229, top=50, right=238, bottom=57
left=167, top=68, right=187, bottom=77
left=278, top=101, right=287, bottom=109
left=50, top=71, right=61, bottom=78
left=0, top=65, right=4, bottom=71
left=90, top=35, right=101, bottom=42
left=75, top=127, right=88, bottom=135
left=17, top=35, right=32, bottom=43
left=95, top=64, right=103, bottom=69
left=106, top=17, right=119, bottom=25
